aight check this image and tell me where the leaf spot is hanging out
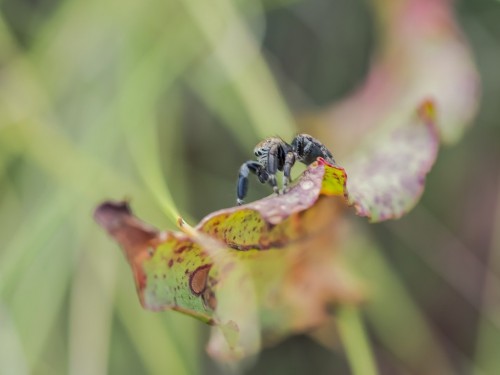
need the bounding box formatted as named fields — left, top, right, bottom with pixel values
left=189, top=264, right=212, bottom=295
left=300, top=180, right=314, bottom=190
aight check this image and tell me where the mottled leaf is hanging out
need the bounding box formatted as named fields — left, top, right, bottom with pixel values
left=95, top=160, right=359, bottom=360
left=345, top=101, right=439, bottom=221
left=302, top=0, right=480, bottom=222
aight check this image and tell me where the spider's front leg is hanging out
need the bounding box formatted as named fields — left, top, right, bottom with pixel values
left=266, top=143, right=282, bottom=195
left=282, top=151, right=295, bottom=193
left=236, top=161, right=269, bottom=205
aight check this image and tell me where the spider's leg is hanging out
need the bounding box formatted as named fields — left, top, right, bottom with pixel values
left=266, top=144, right=281, bottom=195
left=236, top=161, right=268, bottom=205
left=283, top=151, right=296, bottom=193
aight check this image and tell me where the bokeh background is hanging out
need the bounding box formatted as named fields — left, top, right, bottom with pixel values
left=0, top=0, right=499, bottom=374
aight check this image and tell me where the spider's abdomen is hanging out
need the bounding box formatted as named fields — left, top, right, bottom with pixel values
left=253, top=137, right=290, bottom=169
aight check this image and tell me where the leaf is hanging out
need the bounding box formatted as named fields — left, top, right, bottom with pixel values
left=345, top=101, right=439, bottom=221
left=94, top=2, right=481, bottom=361
left=302, top=0, right=480, bottom=222
left=95, top=159, right=360, bottom=360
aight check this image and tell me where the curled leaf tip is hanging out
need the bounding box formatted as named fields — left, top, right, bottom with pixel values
left=94, top=200, right=159, bottom=265
left=93, top=200, right=132, bottom=232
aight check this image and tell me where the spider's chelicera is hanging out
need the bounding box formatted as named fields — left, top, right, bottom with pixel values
left=236, top=134, right=336, bottom=205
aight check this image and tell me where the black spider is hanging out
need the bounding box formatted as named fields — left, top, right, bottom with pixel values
left=236, top=134, right=336, bottom=205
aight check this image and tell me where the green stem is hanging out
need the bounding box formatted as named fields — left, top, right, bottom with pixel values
left=337, top=304, right=378, bottom=375
left=473, top=176, right=500, bottom=375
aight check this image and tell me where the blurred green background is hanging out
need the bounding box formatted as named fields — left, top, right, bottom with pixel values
left=0, top=0, right=499, bottom=374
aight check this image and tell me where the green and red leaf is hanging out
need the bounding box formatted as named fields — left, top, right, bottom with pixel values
left=345, top=101, right=439, bottom=221
left=95, top=160, right=360, bottom=360
left=301, top=0, right=479, bottom=222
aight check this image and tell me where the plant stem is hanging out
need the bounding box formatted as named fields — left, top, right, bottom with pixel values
left=473, top=176, right=500, bottom=375
left=337, top=304, right=378, bottom=375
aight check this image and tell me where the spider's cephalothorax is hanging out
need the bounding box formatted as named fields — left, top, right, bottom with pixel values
left=236, top=134, right=336, bottom=205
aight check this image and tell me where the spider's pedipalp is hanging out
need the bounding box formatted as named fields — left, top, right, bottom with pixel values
left=283, top=151, right=296, bottom=192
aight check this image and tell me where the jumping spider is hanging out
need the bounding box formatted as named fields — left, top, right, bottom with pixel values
left=236, top=134, right=336, bottom=205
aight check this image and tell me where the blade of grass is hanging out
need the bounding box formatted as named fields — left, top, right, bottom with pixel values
left=337, top=304, right=378, bottom=375
left=388, top=205, right=500, bottom=319
left=181, top=0, right=296, bottom=141
left=68, top=226, right=118, bottom=375
left=0, top=306, right=29, bottom=375
left=473, top=176, right=500, bottom=375
left=5, top=220, right=73, bottom=369
left=117, top=30, right=201, bottom=222
left=0, top=1, right=202, bottom=374
left=345, top=230, right=456, bottom=375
